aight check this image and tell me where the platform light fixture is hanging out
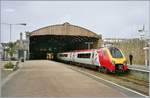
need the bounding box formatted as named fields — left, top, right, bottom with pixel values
left=137, top=25, right=149, bottom=66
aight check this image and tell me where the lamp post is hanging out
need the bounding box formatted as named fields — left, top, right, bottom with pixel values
left=1, top=23, right=27, bottom=42
left=1, top=23, right=27, bottom=61
left=25, top=32, right=30, bottom=60
left=138, top=25, right=149, bottom=66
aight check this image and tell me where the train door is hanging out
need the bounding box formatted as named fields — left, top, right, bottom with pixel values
left=70, top=52, right=75, bottom=62
left=91, top=51, right=95, bottom=65
left=99, top=49, right=104, bottom=65
left=70, top=52, right=73, bottom=61
left=91, top=50, right=99, bottom=66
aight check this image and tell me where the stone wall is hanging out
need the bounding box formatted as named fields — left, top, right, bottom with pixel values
left=107, top=39, right=147, bottom=65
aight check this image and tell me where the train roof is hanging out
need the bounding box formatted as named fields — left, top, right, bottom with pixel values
left=58, top=47, right=120, bottom=54
left=58, top=49, right=98, bottom=54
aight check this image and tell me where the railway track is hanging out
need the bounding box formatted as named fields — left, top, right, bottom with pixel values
left=61, top=63, right=149, bottom=96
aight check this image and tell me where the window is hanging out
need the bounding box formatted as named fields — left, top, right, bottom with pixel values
left=59, top=54, right=68, bottom=57
left=109, top=47, right=123, bottom=58
left=77, top=53, right=91, bottom=58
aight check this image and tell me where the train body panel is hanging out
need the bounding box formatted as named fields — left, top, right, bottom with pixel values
left=73, top=51, right=94, bottom=65
left=98, top=48, right=114, bottom=71
left=57, top=52, right=71, bottom=61
left=91, top=50, right=100, bottom=66
left=57, top=47, right=128, bottom=73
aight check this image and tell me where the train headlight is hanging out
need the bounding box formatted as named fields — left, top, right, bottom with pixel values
left=112, top=60, right=115, bottom=65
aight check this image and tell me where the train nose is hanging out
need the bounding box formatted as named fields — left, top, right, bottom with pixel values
left=115, top=64, right=124, bottom=71
left=115, top=64, right=128, bottom=72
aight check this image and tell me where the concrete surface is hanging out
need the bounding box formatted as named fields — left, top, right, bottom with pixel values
left=0, top=61, right=18, bottom=81
left=128, top=64, right=149, bottom=82
left=1, top=70, right=13, bottom=81
left=128, top=64, right=149, bottom=72
left=1, top=60, right=133, bottom=97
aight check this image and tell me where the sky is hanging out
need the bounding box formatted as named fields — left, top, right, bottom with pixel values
left=0, top=1, right=149, bottom=42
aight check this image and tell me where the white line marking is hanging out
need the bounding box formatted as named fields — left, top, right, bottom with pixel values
left=73, top=68, right=148, bottom=98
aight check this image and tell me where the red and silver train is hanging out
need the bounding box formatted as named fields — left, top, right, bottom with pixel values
left=57, top=47, right=128, bottom=73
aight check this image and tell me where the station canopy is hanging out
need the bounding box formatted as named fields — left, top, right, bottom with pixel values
left=30, top=22, right=102, bottom=59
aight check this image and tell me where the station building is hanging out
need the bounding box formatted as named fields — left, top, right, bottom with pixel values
left=0, top=44, right=3, bottom=60
left=29, top=22, right=102, bottom=60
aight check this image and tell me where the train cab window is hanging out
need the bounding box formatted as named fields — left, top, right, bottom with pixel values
left=59, top=54, right=68, bottom=57
left=109, top=47, right=123, bottom=58
left=77, top=53, right=91, bottom=58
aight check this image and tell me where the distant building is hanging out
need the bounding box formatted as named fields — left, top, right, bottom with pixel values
left=0, top=32, right=30, bottom=61
left=1, top=42, right=17, bottom=60
left=103, top=38, right=140, bottom=44
left=1, top=43, right=8, bottom=60
left=0, top=43, right=3, bottom=60
left=16, top=32, right=30, bottom=60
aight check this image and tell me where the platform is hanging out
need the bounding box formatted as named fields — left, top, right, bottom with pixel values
left=1, top=60, right=146, bottom=97
left=128, top=64, right=149, bottom=72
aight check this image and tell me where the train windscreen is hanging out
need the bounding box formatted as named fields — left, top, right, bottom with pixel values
left=109, top=47, right=123, bottom=58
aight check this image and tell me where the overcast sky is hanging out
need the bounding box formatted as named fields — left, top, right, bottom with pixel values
left=0, top=1, right=149, bottom=42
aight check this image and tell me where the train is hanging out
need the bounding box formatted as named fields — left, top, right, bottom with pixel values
left=57, top=47, right=128, bottom=73
left=47, top=53, right=54, bottom=60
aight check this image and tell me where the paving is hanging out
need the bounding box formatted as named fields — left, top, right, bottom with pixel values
left=1, top=60, right=134, bottom=97
left=0, top=61, right=18, bottom=81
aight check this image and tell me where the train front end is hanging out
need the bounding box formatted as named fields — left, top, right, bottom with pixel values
left=107, top=47, right=128, bottom=72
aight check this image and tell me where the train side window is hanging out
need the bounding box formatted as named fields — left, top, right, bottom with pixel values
left=59, top=54, right=68, bottom=57
left=77, top=53, right=91, bottom=58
